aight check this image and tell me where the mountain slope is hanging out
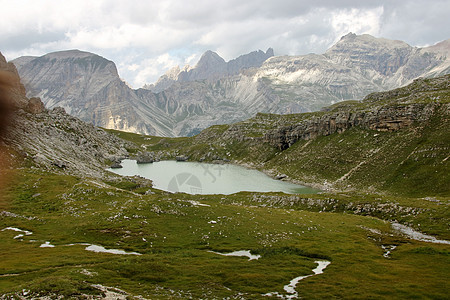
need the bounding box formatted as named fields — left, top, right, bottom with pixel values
left=0, top=51, right=132, bottom=178
left=1, top=51, right=449, bottom=300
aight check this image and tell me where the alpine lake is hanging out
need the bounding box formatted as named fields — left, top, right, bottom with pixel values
left=108, top=160, right=319, bottom=195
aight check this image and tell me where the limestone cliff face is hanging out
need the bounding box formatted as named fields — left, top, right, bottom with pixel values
left=264, top=103, right=439, bottom=150
left=263, top=75, right=450, bottom=150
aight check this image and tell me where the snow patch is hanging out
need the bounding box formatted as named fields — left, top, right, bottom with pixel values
left=382, top=245, right=396, bottom=258
left=188, top=200, right=210, bottom=207
left=85, top=244, right=142, bottom=255
left=209, top=250, right=261, bottom=260
left=2, top=227, right=33, bottom=239
left=40, top=241, right=55, bottom=248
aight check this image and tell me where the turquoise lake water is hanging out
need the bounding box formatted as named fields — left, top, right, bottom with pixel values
left=108, top=160, right=319, bottom=195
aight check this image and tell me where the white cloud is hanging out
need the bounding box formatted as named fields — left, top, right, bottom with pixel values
left=330, top=7, right=384, bottom=42
left=129, top=53, right=183, bottom=88
left=127, top=64, right=140, bottom=72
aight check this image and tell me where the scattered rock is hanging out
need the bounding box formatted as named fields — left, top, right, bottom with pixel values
left=176, top=155, right=188, bottom=161
left=110, top=162, right=123, bottom=169
left=52, top=159, right=67, bottom=169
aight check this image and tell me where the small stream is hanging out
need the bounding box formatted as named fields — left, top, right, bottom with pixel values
left=391, top=223, right=450, bottom=244
left=264, top=260, right=331, bottom=299
left=209, top=249, right=330, bottom=299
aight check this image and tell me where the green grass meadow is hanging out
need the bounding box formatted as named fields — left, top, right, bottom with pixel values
left=1, top=168, right=449, bottom=298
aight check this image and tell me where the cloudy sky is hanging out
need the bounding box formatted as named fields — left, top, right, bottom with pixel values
left=1, top=0, right=449, bottom=88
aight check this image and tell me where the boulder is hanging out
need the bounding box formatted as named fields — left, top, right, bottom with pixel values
left=276, top=174, right=287, bottom=180
left=110, top=162, right=123, bottom=169
left=26, top=97, right=45, bottom=114
left=136, top=152, right=153, bottom=164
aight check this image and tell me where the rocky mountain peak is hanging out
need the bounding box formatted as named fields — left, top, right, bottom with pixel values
left=198, top=50, right=226, bottom=65
left=165, top=65, right=181, bottom=79
left=423, top=39, right=450, bottom=56
left=333, top=33, right=410, bottom=49
left=325, top=33, right=414, bottom=77
left=266, top=47, right=274, bottom=57
left=11, top=50, right=124, bottom=124
left=39, top=50, right=119, bottom=76
left=43, top=49, right=96, bottom=59
left=177, top=50, right=227, bottom=82
left=227, top=48, right=274, bottom=74
left=339, top=32, right=357, bottom=41
left=191, top=50, right=227, bottom=74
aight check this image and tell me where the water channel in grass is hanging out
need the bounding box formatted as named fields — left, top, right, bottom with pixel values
left=108, top=160, right=319, bottom=195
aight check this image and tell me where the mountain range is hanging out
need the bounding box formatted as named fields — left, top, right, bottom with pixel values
left=144, top=48, right=274, bottom=93
left=12, top=33, right=450, bottom=136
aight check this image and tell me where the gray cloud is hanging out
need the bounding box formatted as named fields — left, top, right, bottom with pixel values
left=0, top=0, right=448, bottom=87
left=0, top=31, right=67, bottom=51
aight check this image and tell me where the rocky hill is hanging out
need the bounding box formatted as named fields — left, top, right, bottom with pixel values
left=0, top=51, right=132, bottom=178
left=12, top=34, right=450, bottom=137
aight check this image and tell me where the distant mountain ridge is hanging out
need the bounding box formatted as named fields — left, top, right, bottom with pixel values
left=11, top=33, right=450, bottom=137
left=145, top=48, right=274, bottom=93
